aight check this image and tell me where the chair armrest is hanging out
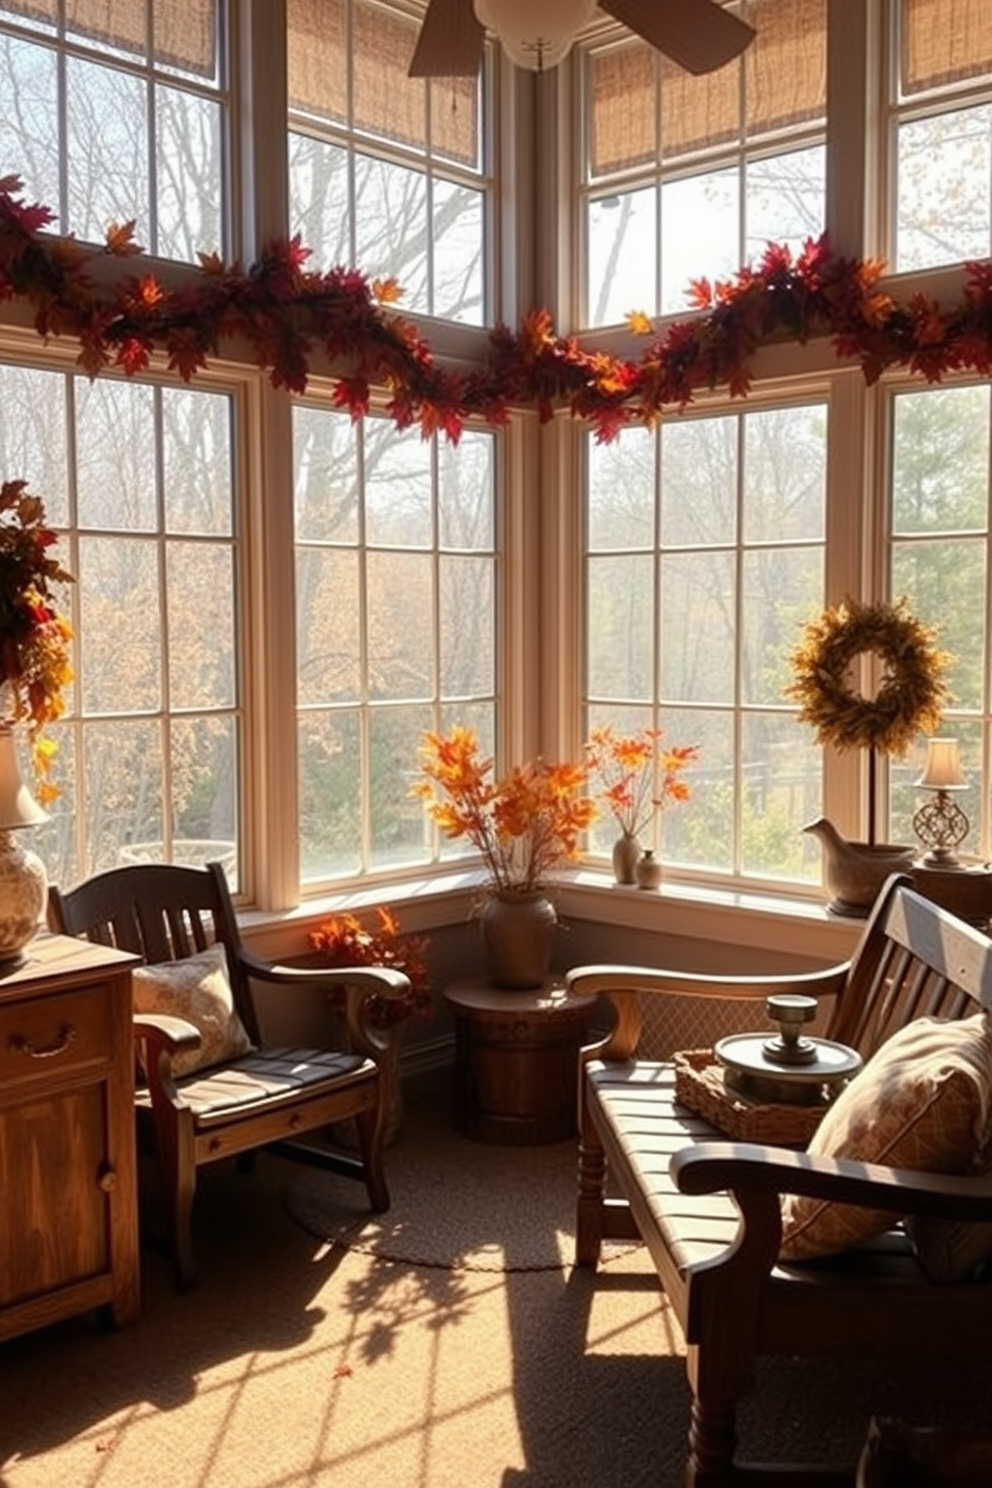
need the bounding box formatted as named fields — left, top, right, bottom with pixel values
left=568, top=961, right=851, bottom=1061
left=236, top=950, right=412, bottom=1059
left=133, top=1010, right=202, bottom=1057
left=673, top=1142, right=992, bottom=1225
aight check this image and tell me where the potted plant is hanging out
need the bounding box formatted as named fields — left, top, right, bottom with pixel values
left=412, top=725, right=597, bottom=988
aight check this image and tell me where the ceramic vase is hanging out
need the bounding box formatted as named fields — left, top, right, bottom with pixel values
left=479, top=890, right=557, bottom=989
left=611, top=831, right=641, bottom=885
left=635, top=849, right=663, bottom=891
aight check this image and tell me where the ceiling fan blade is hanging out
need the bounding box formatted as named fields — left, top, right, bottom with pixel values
left=603, top=0, right=756, bottom=76
left=408, top=0, right=485, bottom=77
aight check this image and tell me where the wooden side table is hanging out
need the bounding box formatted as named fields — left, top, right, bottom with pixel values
left=444, top=979, right=598, bottom=1145
left=0, top=933, right=140, bottom=1342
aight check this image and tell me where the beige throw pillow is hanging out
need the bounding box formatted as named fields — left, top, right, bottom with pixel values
left=780, top=1012, right=992, bottom=1262
left=132, top=942, right=255, bottom=1077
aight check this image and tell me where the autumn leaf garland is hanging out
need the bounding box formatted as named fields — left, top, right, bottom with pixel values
left=3, top=177, right=992, bottom=443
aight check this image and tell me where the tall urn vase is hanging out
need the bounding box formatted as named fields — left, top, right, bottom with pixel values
left=612, top=831, right=641, bottom=885
left=479, top=890, right=557, bottom=989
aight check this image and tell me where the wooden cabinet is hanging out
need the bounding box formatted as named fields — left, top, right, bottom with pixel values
left=0, top=934, right=139, bottom=1342
left=444, top=980, right=597, bottom=1145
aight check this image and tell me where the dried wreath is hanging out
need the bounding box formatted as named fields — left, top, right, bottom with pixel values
left=784, top=597, right=949, bottom=758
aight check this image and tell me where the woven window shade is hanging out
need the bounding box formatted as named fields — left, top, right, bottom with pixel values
left=430, top=76, right=479, bottom=168
left=288, top=0, right=347, bottom=122
left=590, top=0, right=824, bottom=170
left=4, top=0, right=216, bottom=74
left=589, top=43, right=657, bottom=177
left=744, top=0, right=825, bottom=135
left=352, top=1, right=426, bottom=150
left=901, top=0, right=992, bottom=93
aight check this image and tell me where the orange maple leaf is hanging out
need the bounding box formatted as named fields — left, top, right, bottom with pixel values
left=371, top=276, right=403, bottom=304
left=105, top=220, right=143, bottom=256
left=198, top=250, right=226, bottom=275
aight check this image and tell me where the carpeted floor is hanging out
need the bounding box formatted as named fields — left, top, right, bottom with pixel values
left=285, top=1100, right=640, bottom=1272
left=1, top=1076, right=991, bottom=1488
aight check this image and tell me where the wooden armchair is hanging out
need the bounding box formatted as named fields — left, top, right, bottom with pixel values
left=48, top=861, right=411, bottom=1291
left=567, top=877, right=992, bottom=1485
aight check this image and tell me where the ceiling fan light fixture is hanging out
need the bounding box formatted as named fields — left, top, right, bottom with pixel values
left=473, top=0, right=597, bottom=72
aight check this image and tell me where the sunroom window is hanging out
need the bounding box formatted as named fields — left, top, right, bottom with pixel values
left=0, top=357, right=241, bottom=890
left=293, top=402, right=497, bottom=887
left=0, top=0, right=226, bottom=261
left=580, top=0, right=827, bottom=328
left=891, top=0, right=992, bottom=271
left=583, top=396, right=827, bottom=887
left=287, top=0, right=490, bottom=326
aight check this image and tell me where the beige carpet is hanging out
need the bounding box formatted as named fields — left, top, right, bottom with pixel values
left=286, top=1101, right=639, bottom=1272
left=2, top=1078, right=991, bottom=1488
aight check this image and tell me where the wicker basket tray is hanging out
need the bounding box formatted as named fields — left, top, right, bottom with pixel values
left=673, top=1048, right=828, bottom=1147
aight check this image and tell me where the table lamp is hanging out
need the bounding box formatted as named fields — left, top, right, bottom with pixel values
left=912, top=737, right=969, bottom=867
left=0, top=723, right=48, bottom=967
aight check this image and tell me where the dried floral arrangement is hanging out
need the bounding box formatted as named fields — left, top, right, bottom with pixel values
left=584, top=724, right=699, bottom=838
left=413, top=725, right=597, bottom=894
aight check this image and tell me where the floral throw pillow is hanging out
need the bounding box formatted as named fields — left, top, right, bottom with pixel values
left=780, top=1012, right=992, bottom=1262
left=132, top=942, right=255, bottom=1078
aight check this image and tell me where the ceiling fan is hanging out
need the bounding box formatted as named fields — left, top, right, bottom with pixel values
left=408, top=0, right=757, bottom=79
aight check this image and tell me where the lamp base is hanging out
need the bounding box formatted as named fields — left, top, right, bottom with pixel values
left=0, top=828, right=47, bottom=967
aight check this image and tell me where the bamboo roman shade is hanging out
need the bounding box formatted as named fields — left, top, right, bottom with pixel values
left=901, top=0, right=992, bottom=93
left=288, top=0, right=478, bottom=167
left=589, top=0, right=826, bottom=178
left=3, top=0, right=216, bottom=77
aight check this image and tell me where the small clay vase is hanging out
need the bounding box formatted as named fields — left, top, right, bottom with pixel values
left=634, top=849, right=663, bottom=891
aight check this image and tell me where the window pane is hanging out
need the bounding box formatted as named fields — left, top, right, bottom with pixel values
left=299, top=709, right=361, bottom=879
left=289, top=135, right=350, bottom=269
left=294, top=403, right=359, bottom=543
left=0, top=35, right=59, bottom=216
left=587, top=553, right=654, bottom=700
left=354, top=156, right=429, bottom=313
left=433, top=178, right=484, bottom=326
left=366, top=428, right=431, bottom=547
left=438, top=430, right=493, bottom=549
left=162, top=388, right=233, bottom=537
left=589, top=426, right=655, bottom=549
left=369, top=703, right=432, bottom=866
left=742, top=546, right=823, bottom=706
left=440, top=555, right=493, bottom=695
left=587, top=186, right=656, bottom=328
left=661, top=170, right=738, bottom=316
left=741, top=712, right=821, bottom=880
left=76, top=380, right=157, bottom=531
left=896, top=105, right=992, bottom=271
left=166, top=541, right=236, bottom=709
left=746, top=145, right=825, bottom=261
left=661, top=419, right=736, bottom=548
left=296, top=548, right=361, bottom=706
left=660, top=550, right=735, bottom=703
left=743, top=405, right=826, bottom=543
left=66, top=56, right=150, bottom=245
left=156, top=86, right=223, bottom=260
left=892, top=386, right=990, bottom=534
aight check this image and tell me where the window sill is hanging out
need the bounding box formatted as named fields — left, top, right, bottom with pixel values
left=241, top=867, right=863, bottom=965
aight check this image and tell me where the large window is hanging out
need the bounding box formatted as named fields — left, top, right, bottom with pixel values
left=887, top=382, right=992, bottom=858
left=294, top=404, right=497, bottom=886
left=580, top=0, right=827, bottom=327
left=584, top=398, right=826, bottom=885
left=0, top=0, right=226, bottom=261
left=0, top=358, right=240, bottom=890
left=287, top=0, right=490, bottom=325
left=890, top=0, right=992, bottom=271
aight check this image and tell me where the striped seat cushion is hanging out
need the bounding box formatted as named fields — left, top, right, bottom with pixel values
left=136, top=1046, right=371, bottom=1124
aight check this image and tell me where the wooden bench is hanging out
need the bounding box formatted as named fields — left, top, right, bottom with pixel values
left=567, top=876, right=992, bottom=1487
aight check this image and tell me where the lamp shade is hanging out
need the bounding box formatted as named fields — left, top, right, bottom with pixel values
left=474, top=0, right=597, bottom=71
left=0, top=725, right=47, bottom=829
left=916, top=737, right=967, bottom=791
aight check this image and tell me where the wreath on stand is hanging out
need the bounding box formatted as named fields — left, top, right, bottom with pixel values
left=784, top=597, right=950, bottom=845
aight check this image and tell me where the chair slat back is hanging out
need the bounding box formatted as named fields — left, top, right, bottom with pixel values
left=828, top=876, right=992, bottom=1060
left=48, top=862, right=256, bottom=1033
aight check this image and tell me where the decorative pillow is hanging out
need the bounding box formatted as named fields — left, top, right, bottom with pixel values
left=132, top=942, right=254, bottom=1078
left=780, top=1012, right=992, bottom=1262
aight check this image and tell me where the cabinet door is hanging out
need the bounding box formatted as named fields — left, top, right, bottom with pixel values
left=0, top=1084, right=110, bottom=1307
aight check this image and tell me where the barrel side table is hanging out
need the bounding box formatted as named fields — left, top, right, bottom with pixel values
left=443, top=979, right=598, bottom=1145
